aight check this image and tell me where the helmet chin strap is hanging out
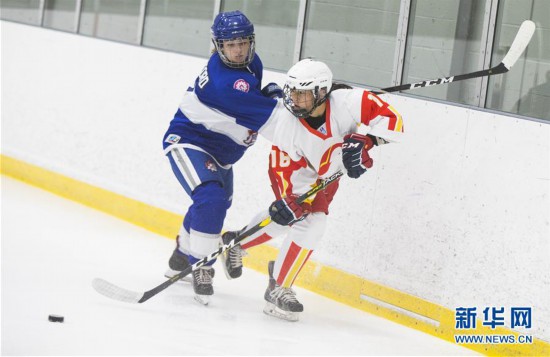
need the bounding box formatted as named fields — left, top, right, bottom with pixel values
left=301, top=88, right=328, bottom=118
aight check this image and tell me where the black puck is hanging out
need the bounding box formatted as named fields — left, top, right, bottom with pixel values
left=48, top=314, right=64, bottom=323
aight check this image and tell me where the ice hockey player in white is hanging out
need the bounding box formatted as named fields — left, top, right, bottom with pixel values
left=221, top=59, right=404, bottom=321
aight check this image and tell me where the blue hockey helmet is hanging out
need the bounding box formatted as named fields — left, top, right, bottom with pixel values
left=211, top=11, right=255, bottom=68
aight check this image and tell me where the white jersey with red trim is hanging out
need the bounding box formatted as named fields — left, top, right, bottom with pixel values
left=240, top=87, right=404, bottom=298
left=260, top=87, right=404, bottom=197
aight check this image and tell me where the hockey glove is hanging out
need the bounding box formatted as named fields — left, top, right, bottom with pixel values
left=269, top=195, right=311, bottom=226
left=261, top=82, right=283, bottom=99
left=342, top=133, right=374, bottom=179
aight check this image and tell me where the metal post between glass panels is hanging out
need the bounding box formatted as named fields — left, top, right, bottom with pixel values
left=137, top=0, right=147, bottom=45
left=292, top=0, right=308, bottom=64
left=391, top=0, right=411, bottom=88
left=38, top=0, right=45, bottom=26
left=478, top=0, right=499, bottom=108
left=74, top=0, right=82, bottom=33
left=210, top=0, right=223, bottom=55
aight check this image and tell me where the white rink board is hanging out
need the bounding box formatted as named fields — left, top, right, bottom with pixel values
left=2, top=21, right=549, bottom=341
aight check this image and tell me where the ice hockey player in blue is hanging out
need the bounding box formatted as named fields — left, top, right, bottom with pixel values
left=162, top=10, right=283, bottom=304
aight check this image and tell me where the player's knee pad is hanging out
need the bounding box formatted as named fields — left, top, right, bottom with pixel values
left=189, top=181, right=230, bottom=234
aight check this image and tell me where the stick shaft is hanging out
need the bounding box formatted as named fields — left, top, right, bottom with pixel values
left=138, top=171, right=343, bottom=302
left=374, top=20, right=535, bottom=94
left=93, top=171, right=344, bottom=304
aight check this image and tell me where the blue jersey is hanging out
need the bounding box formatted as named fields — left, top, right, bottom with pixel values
left=163, top=53, right=278, bottom=166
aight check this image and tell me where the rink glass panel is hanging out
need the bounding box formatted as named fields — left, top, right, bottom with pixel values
left=221, top=0, right=301, bottom=71
left=301, top=0, right=401, bottom=89
left=486, top=0, right=550, bottom=120
left=0, top=0, right=548, bottom=121
left=0, top=0, right=42, bottom=25
left=401, top=0, right=486, bottom=106
left=78, top=0, right=141, bottom=44
left=43, top=0, right=77, bottom=32
left=142, top=0, right=215, bottom=58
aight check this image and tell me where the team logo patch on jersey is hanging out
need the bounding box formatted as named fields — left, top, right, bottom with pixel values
left=205, top=159, right=218, bottom=172
left=233, top=79, right=250, bottom=92
left=165, top=134, right=181, bottom=144
left=243, top=130, right=258, bottom=146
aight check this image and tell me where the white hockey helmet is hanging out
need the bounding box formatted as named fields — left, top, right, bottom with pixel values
left=283, top=59, right=333, bottom=117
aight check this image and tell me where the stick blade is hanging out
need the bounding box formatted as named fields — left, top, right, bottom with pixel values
left=92, top=278, right=143, bottom=304
left=501, top=20, right=536, bottom=70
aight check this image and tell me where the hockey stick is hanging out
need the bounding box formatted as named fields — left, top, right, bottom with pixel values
left=92, top=171, right=344, bottom=304
left=373, top=20, right=535, bottom=94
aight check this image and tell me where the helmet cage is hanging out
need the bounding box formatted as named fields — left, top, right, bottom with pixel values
left=212, top=35, right=256, bottom=69
left=283, top=83, right=329, bottom=118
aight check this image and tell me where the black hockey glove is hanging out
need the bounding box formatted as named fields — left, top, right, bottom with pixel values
left=269, top=195, right=311, bottom=226
left=342, top=133, right=374, bottom=179
left=261, top=82, right=283, bottom=99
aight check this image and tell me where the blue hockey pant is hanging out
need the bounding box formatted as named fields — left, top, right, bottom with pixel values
left=165, top=145, right=233, bottom=265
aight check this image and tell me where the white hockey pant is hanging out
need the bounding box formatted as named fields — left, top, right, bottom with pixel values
left=240, top=211, right=327, bottom=288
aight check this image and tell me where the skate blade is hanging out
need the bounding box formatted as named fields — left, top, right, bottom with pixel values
left=164, top=269, right=193, bottom=283
left=194, top=294, right=210, bottom=306
left=263, top=302, right=299, bottom=322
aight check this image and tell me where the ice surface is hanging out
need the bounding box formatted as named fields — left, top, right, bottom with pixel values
left=1, top=176, right=476, bottom=355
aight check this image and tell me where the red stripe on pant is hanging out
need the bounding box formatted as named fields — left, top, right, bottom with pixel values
left=241, top=233, right=272, bottom=250
left=277, top=241, right=313, bottom=287
left=288, top=249, right=313, bottom=287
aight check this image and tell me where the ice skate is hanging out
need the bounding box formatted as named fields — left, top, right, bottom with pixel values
left=193, top=266, right=215, bottom=305
left=263, top=261, right=303, bottom=321
left=220, top=230, right=247, bottom=279
left=164, top=248, right=192, bottom=283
